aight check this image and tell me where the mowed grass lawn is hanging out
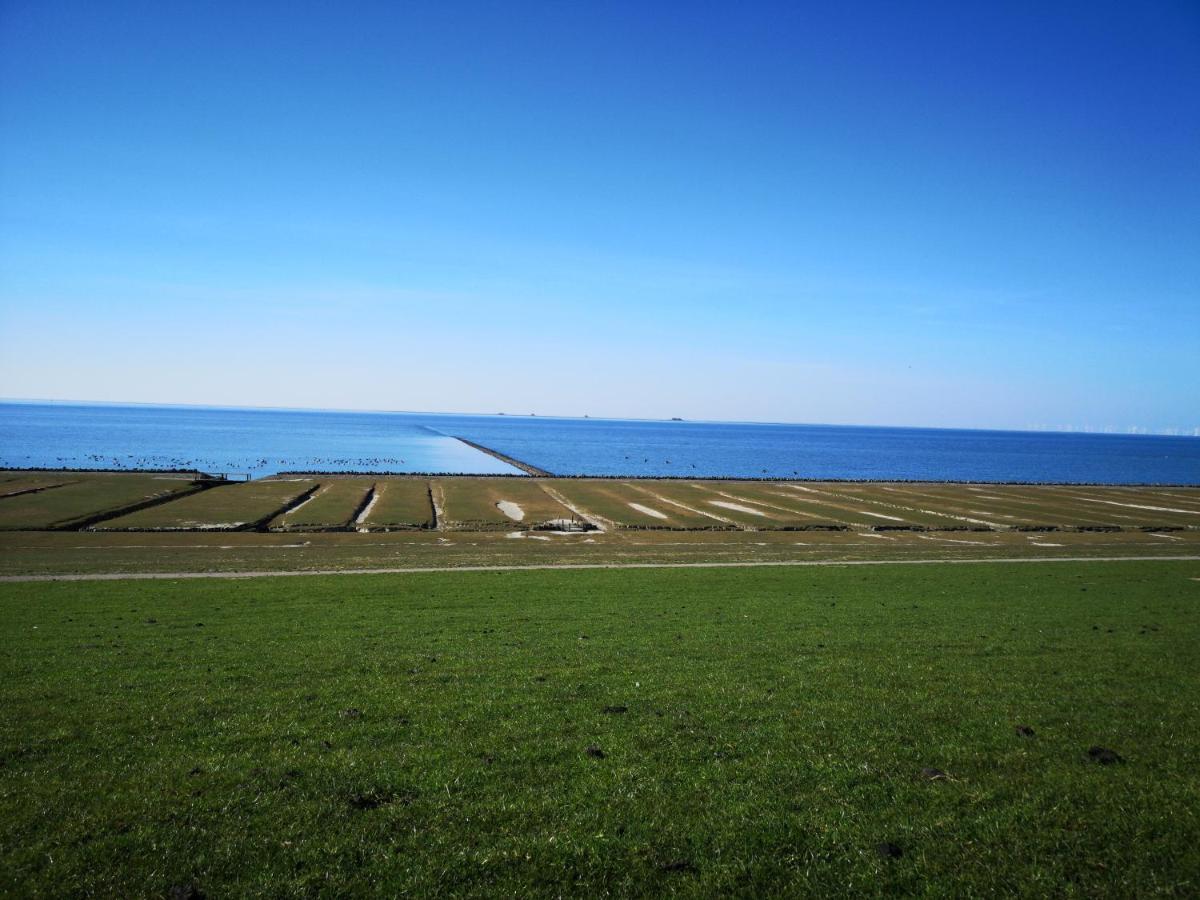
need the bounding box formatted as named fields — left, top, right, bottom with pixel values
left=2, top=562, right=1198, bottom=896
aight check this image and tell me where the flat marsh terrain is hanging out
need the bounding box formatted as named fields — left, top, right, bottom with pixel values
left=3, top=470, right=1198, bottom=895
left=4, top=470, right=1199, bottom=537
left=2, top=562, right=1198, bottom=896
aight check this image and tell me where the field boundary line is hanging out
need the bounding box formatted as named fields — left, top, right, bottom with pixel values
left=1, top=555, right=1197, bottom=583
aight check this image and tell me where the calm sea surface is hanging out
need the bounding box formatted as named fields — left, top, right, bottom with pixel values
left=1, top=402, right=1197, bottom=484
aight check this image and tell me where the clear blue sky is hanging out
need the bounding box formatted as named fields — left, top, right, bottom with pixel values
left=1, top=1, right=1197, bottom=432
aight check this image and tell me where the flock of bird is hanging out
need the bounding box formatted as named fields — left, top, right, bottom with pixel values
left=11, top=453, right=797, bottom=478
left=9, top=453, right=410, bottom=472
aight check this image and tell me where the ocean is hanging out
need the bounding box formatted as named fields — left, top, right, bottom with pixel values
left=1, top=401, right=1197, bottom=484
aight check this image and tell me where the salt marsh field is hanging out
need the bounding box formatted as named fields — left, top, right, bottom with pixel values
left=4, top=470, right=1200, bottom=536
left=4, top=401, right=1199, bottom=482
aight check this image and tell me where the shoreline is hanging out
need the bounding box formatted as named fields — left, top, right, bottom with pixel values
left=3, top=465, right=1198, bottom=488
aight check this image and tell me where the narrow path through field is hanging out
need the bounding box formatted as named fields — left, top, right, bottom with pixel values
left=2, top=555, right=1196, bottom=582
left=429, top=481, right=447, bottom=531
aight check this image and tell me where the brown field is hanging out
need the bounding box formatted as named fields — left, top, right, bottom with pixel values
left=2, top=470, right=1196, bottom=538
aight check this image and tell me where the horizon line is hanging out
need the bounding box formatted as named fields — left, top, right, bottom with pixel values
left=1, top=396, right=1196, bottom=440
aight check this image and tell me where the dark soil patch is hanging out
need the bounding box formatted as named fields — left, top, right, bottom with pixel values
left=920, top=767, right=948, bottom=780
left=603, top=705, right=628, bottom=714
left=340, top=708, right=363, bottom=719
left=586, top=745, right=606, bottom=759
left=349, top=789, right=399, bottom=811
left=1087, top=746, right=1124, bottom=765
left=1015, top=725, right=1036, bottom=738
left=169, top=884, right=205, bottom=900
left=661, top=860, right=698, bottom=874
left=876, top=841, right=904, bottom=859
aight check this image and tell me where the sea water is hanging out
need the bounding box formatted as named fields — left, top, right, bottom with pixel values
left=1, top=401, right=1197, bottom=484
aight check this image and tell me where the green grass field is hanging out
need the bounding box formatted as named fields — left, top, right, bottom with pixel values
left=0, top=472, right=203, bottom=530
left=100, top=480, right=314, bottom=530
left=438, top=477, right=575, bottom=529
left=2, top=561, right=1198, bottom=896
left=357, top=479, right=434, bottom=529
left=270, top=480, right=374, bottom=530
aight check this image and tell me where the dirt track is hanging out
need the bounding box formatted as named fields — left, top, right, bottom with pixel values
left=2, top=554, right=1197, bottom=583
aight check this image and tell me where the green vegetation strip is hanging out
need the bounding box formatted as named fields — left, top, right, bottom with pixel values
left=2, top=562, right=1198, bottom=896
left=358, top=479, right=434, bottom=529
left=271, top=480, right=374, bottom=530
left=100, top=480, right=316, bottom=531
left=438, top=478, right=575, bottom=529
left=0, top=473, right=203, bottom=530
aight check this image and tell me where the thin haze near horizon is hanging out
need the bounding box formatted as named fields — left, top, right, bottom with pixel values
left=1, top=2, right=1197, bottom=434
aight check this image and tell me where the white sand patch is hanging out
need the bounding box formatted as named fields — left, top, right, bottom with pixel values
left=354, top=488, right=380, bottom=527
left=908, top=507, right=1000, bottom=527
left=916, top=534, right=992, bottom=545
left=628, top=502, right=669, bottom=520
left=496, top=500, right=525, bottom=521
left=506, top=531, right=525, bottom=539
left=861, top=510, right=904, bottom=521
left=430, top=483, right=447, bottom=531
left=709, top=500, right=769, bottom=516
left=283, top=489, right=321, bottom=519
left=1030, top=541, right=1063, bottom=547
left=529, top=534, right=551, bottom=541
left=1149, top=532, right=1183, bottom=541
left=861, top=532, right=895, bottom=540
left=1074, top=498, right=1200, bottom=515
left=631, top=484, right=736, bottom=524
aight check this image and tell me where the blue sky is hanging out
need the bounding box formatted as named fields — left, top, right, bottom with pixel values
left=1, top=1, right=1197, bottom=432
